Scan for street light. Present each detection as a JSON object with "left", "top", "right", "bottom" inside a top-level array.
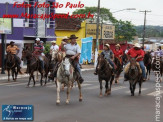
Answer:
[{"left": 112, "top": 8, "right": 136, "bottom": 13}]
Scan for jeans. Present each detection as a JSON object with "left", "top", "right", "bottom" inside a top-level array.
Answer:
[
  {"left": 108, "top": 59, "right": 114, "bottom": 71},
  {"left": 139, "top": 61, "right": 146, "bottom": 79},
  {"left": 76, "top": 63, "right": 82, "bottom": 76},
  {"left": 39, "top": 56, "right": 44, "bottom": 70}
]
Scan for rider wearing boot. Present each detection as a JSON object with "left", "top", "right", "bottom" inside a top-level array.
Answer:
[
  {"left": 124, "top": 43, "right": 146, "bottom": 81},
  {"left": 6, "top": 41, "right": 23, "bottom": 74},
  {"left": 61, "top": 34, "right": 84, "bottom": 84},
  {"left": 33, "top": 38, "right": 44, "bottom": 73},
  {"left": 94, "top": 44, "right": 115, "bottom": 75}
]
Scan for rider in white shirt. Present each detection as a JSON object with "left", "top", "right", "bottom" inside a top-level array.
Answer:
[{"left": 50, "top": 41, "right": 59, "bottom": 53}]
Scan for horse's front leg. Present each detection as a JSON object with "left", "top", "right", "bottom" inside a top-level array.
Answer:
[
  {"left": 99, "top": 79, "right": 103, "bottom": 97},
  {"left": 27, "top": 73, "right": 32, "bottom": 87},
  {"left": 40, "top": 72, "right": 43, "bottom": 86},
  {"left": 56, "top": 79, "right": 61, "bottom": 105},
  {"left": 77, "top": 79, "right": 82, "bottom": 102},
  {"left": 12, "top": 69, "right": 15, "bottom": 81},
  {"left": 104, "top": 81, "right": 108, "bottom": 96},
  {"left": 66, "top": 81, "right": 71, "bottom": 104},
  {"left": 32, "top": 73, "right": 36, "bottom": 87},
  {"left": 139, "top": 81, "right": 142, "bottom": 95},
  {"left": 8, "top": 69, "right": 10, "bottom": 82}
]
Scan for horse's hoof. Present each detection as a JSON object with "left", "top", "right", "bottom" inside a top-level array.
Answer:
[
  {"left": 79, "top": 98, "right": 82, "bottom": 102},
  {"left": 99, "top": 94, "right": 103, "bottom": 97},
  {"left": 104, "top": 93, "right": 107, "bottom": 96},
  {"left": 44, "top": 84, "right": 46, "bottom": 86},
  {"left": 26, "top": 85, "right": 29, "bottom": 88},
  {"left": 66, "top": 100, "right": 70, "bottom": 104}
]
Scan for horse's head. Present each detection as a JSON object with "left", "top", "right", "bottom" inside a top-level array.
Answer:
[
  {"left": 129, "top": 58, "right": 139, "bottom": 80},
  {"left": 97, "top": 54, "right": 107, "bottom": 71},
  {"left": 51, "top": 50, "right": 57, "bottom": 61},
  {"left": 130, "top": 58, "right": 137, "bottom": 70},
  {"left": 6, "top": 52, "right": 13, "bottom": 63},
  {"left": 21, "top": 46, "right": 31, "bottom": 61},
  {"left": 61, "top": 57, "right": 71, "bottom": 77}
]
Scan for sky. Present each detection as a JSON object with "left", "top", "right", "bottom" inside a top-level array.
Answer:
[{"left": 56, "top": 0, "right": 163, "bottom": 26}]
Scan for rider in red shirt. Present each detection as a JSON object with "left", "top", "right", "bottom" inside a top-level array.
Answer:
[
  {"left": 113, "top": 44, "right": 123, "bottom": 64},
  {"left": 125, "top": 43, "right": 146, "bottom": 81}
]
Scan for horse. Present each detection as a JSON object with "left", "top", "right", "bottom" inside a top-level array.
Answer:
[
  {"left": 56, "top": 57, "right": 82, "bottom": 105},
  {"left": 96, "top": 54, "right": 114, "bottom": 97},
  {"left": 151, "top": 56, "right": 163, "bottom": 82},
  {"left": 114, "top": 57, "right": 123, "bottom": 84},
  {"left": 122, "top": 53, "right": 128, "bottom": 66},
  {"left": 5, "top": 52, "right": 19, "bottom": 81},
  {"left": 21, "top": 47, "right": 49, "bottom": 87},
  {"left": 144, "top": 51, "right": 152, "bottom": 80},
  {"left": 128, "top": 58, "right": 143, "bottom": 96}
]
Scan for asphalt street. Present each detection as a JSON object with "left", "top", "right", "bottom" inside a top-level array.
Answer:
[{"left": 0, "top": 70, "right": 162, "bottom": 122}]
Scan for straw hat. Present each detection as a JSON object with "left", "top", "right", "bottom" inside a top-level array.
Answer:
[
  {"left": 134, "top": 43, "right": 141, "bottom": 48},
  {"left": 62, "top": 37, "right": 69, "bottom": 41},
  {"left": 115, "top": 44, "right": 120, "bottom": 47},
  {"left": 104, "top": 44, "right": 110, "bottom": 48},
  {"left": 51, "top": 40, "right": 56, "bottom": 43}
]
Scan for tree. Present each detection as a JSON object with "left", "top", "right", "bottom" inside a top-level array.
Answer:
[
  {"left": 114, "top": 20, "right": 136, "bottom": 42},
  {"left": 44, "top": 43, "right": 51, "bottom": 54},
  {"left": 73, "top": 7, "right": 117, "bottom": 23}
]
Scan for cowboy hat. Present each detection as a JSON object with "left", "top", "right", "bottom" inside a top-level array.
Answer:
[
  {"left": 40, "top": 41, "right": 44, "bottom": 43},
  {"left": 62, "top": 37, "right": 69, "bottom": 40},
  {"left": 51, "top": 40, "right": 56, "bottom": 43},
  {"left": 35, "top": 38, "right": 40, "bottom": 41},
  {"left": 104, "top": 44, "right": 110, "bottom": 48},
  {"left": 134, "top": 43, "right": 141, "bottom": 48},
  {"left": 115, "top": 44, "right": 120, "bottom": 47},
  {"left": 69, "top": 34, "right": 78, "bottom": 39},
  {"left": 10, "top": 41, "right": 15, "bottom": 44}
]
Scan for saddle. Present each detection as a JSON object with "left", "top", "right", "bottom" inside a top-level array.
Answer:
[{"left": 124, "top": 62, "right": 142, "bottom": 74}]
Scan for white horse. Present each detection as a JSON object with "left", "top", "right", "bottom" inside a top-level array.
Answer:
[{"left": 56, "top": 57, "right": 83, "bottom": 105}]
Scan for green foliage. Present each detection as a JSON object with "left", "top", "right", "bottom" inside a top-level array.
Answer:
[
  {"left": 134, "top": 25, "right": 163, "bottom": 37},
  {"left": 44, "top": 43, "right": 51, "bottom": 54},
  {"left": 114, "top": 20, "right": 136, "bottom": 42},
  {"left": 73, "top": 7, "right": 117, "bottom": 23}
]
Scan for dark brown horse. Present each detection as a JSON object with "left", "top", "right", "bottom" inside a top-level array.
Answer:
[
  {"left": 151, "top": 56, "right": 163, "bottom": 82},
  {"left": 96, "top": 54, "right": 114, "bottom": 97},
  {"left": 114, "top": 57, "right": 123, "bottom": 84},
  {"left": 21, "top": 47, "right": 49, "bottom": 87},
  {"left": 6, "top": 52, "right": 18, "bottom": 81},
  {"left": 128, "top": 58, "right": 143, "bottom": 96},
  {"left": 144, "top": 51, "right": 152, "bottom": 80}
]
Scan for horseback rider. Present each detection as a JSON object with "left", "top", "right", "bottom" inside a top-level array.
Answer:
[
  {"left": 94, "top": 44, "right": 115, "bottom": 75},
  {"left": 113, "top": 44, "right": 124, "bottom": 65},
  {"left": 124, "top": 43, "right": 146, "bottom": 81},
  {"left": 61, "top": 34, "right": 84, "bottom": 84},
  {"left": 6, "top": 41, "right": 23, "bottom": 74},
  {"left": 40, "top": 41, "right": 45, "bottom": 56},
  {"left": 50, "top": 40, "right": 59, "bottom": 54},
  {"left": 33, "top": 38, "right": 44, "bottom": 72}
]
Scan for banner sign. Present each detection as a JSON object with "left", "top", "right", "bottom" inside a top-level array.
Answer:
[
  {"left": 80, "top": 37, "right": 93, "bottom": 64},
  {"left": 0, "top": 18, "right": 12, "bottom": 34},
  {"left": 2, "top": 105, "right": 33, "bottom": 121},
  {"left": 86, "top": 23, "right": 115, "bottom": 39}
]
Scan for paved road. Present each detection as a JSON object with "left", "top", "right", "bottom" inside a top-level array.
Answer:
[{"left": 0, "top": 70, "right": 162, "bottom": 122}]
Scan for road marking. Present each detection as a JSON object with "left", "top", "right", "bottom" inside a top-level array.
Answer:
[
  {"left": 125, "top": 88, "right": 147, "bottom": 93},
  {"left": 0, "top": 82, "right": 25, "bottom": 86},
  {"left": 6, "top": 83, "right": 27, "bottom": 86},
  {"left": 147, "top": 90, "right": 163, "bottom": 96}
]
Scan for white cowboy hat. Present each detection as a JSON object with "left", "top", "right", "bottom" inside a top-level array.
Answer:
[
  {"left": 134, "top": 43, "right": 141, "bottom": 48},
  {"left": 51, "top": 40, "right": 56, "bottom": 43},
  {"left": 104, "top": 44, "right": 110, "bottom": 48},
  {"left": 36, "top": 38, "right": 40, "bottom": 41},
  {"left": 115, "top": 44, "right": 120, "bottom": 47}
]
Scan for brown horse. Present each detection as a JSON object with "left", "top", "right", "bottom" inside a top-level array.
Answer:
[
  {"left": 128, "top": 58, "right": 143, "bottom": 96},
  {"left": 5, "top": 52, "right": 18, "bottom": 81},
  {"left": 21, "top": 47, "right": 49, "bottom": 87},
  {"left": 96, "top": 54, "right": 114, "bottom": 97},
  {"left": 114, "top": 57, "right": 123, "bottom": 84},
  {"left": 151, "top": 56, "right": 163, "bottom": 82},
  {"left": 144, "top": 52, "right": 152, "bottom": 80}
]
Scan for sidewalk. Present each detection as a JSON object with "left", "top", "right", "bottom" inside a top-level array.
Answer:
[{"left": 0, "top": 64, "right": 95, "bottom": 78}]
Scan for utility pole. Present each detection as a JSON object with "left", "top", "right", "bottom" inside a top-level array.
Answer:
[
  {"left": 94, "top": 0, "right": 100, "bottom": 67},
  {"left": 140, "top": 10, "right": 151, "bottom": 50}
]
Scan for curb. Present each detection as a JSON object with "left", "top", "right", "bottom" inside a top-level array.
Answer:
[{"left": 0, "top": 68, "right": 95, "bottom": 80}]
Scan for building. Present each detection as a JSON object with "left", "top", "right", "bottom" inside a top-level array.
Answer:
[
  {"left": 0, "top": 0, "right": 55, "bottom": 67},
  {"left": 55, "top": 14, "right": 85, "bottom": 47}
]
